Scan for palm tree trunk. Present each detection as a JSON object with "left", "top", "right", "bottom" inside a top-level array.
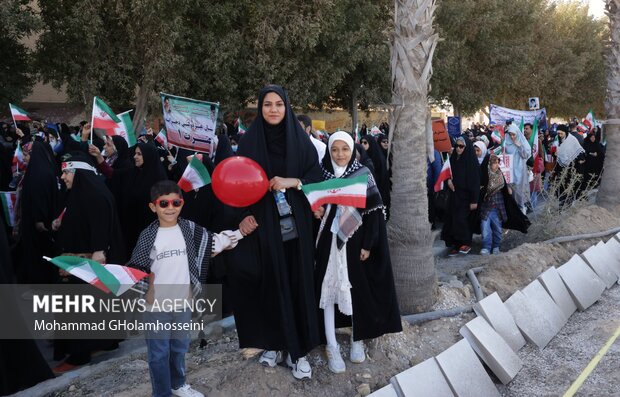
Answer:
[
  {"left": 388, "top": 0, "right": 439, "bottom": 313},
  {"left": 597, "top": 0, "right": 620, "bottom": 209}
]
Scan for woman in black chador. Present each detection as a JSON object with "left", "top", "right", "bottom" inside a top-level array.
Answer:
[
  {"left": 441, "top": 136, "right": 481, "bottom": 256},
  {"left": 52, "top": 152, "right": 124, "bottom": 373},
  {"left": 313, "top": 131, "right": 401, "bottom": 374},
  {"left": 91, "top": 141, "right": 167, "bottom": 259},
  {"left": 18, "top": 141, "right": 61, "bottom": 283},
  {"left": 226, "top": 85, "right": 322, "bottom": 380}
]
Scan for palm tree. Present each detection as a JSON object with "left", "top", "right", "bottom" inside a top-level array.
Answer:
[
  {"left": 597, "top": 0, "right": 620, "bottom": 209},
  {"left": 388, "top": 0, "right": 439, "bottom": 313}
]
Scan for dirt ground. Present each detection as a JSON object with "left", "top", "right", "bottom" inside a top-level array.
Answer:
[{"left": 36, "top": 204, "right": 620, "bottom": 397}]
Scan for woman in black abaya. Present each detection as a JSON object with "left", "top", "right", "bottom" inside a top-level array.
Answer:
[
  {"left": 314, "top": 132, "right": 401, "bottom": 374},
  {"left": 17, "top": 141, "right": 62, "bottom": 283},
  {"left": 52, "top": 152, "right": 124, "bottom": 373},
  {"left": 227, "top": 85, "right": 322, "bottom": 380},
  {"left": 90, "top": 142, "right": 167, "bottom": 259},
  {"left": 441, "top": 136, "right": 480, "bottom": 256},
  {"left": 583, "top": 132, "right": 605, "bottom": 188},
  {"left": 360, "top": 135, "right": 391, "bottom": 219},
  {"left": 0, "top": 212, "right": 54, "bottom": 394}
]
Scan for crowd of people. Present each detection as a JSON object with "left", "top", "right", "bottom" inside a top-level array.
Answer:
[
  {"left": 0, "top": 85, "right": 399, "bottom": 397},
  {"left": 0, "top": 89, "right": 606, "bottom": 396},
  {"left": 433, "top": 118, "right": 605, "bottom": 256}
]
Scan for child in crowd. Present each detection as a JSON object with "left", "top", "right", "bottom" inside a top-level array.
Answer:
[
  {"left": 129, "top": 180, "right": 242, "bottom": 397},
  {"left": 479, "top": 154, "right": 511, "bottom": 255}
]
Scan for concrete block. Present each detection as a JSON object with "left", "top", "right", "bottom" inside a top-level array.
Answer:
[
  {"left": 581, "top": 244, "right": 618, "bottom": 288},
  {"left": 605, "top": 238, "right": 620, "bottom": 283},
  {"left": 522, "top": 279, "right": 568, "bottom": 329},
  {"left": 459, "top": 316, "right": 522, "bottom": 384},
  {"left": 595, "top": 241, "right": 620, "bottom": 279},
  {"left": 504, "top": 290, "right": 558, "bottom": 349},
  {"left": 435, "top": 339, "right": 500, "bottom": 397},
  {"left": 390, "top": 357, "right": 454, "bottom": 397},
  {"left": 557, "top": 254, "right": 606, "bottom": 311},
  {"left": 538, "top": 267, "right": 577, "bottom": 319},
  {"left": 369, "top": 383, "right": 399, "bottom": 397},
  {"left": 473, "top": 292, "right": 526, "bottom": 352}
]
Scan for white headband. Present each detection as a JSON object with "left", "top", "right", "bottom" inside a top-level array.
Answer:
[{"left": 61, "top": 161, "right": 97, "bottom": 173}]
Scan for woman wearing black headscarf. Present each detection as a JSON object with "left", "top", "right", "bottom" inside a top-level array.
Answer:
[
  {"left": 314, "top": 132, "right": 401, "bottom": 374},
  {"left": 583, "top": 132, "right": 605, "bottom": 188},
  {"left": 227, "top": 85, "right": 322, "bottom": 379},
  {"left": 441, "top": 136, "right": 480, "bottom": 256},
  {"left": 90, "top": 142, "right": 167, "bottom": 259},
  {"left": 109, "top": 135, "right": 133, "bottom": 170},
  {"left": 354, "top": 143, "right": 375, "bottom": 175},
  {"left": 360, "top": 135, "right": 391, "bottom": 219},
  {"left": 0, "top": 211, "right": 54, "bottom": 394},
  {"left": 51, "top": 152, "right": 124, "bottom": 373},
  {"left": 17, "top": 141, "right": 62, "bottom": 283}
]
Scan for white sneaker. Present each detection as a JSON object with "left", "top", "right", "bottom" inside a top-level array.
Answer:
[
  {"left": 286, "top": 354, "right": 312, "bottom": 380},
  {"left": 325, "top": 344, "right": 346, "bottom": 373},
  {"left": 480, "top": 248, "right": 490, "bottom": 256},
  {"left": 172, "top": 384, "right": 204, "bottom": 397},
  {"left": 492, "top": 247, "right": 501, "bottom": 255},
  {"left": 349, "top": 337, "right": 366, "bottom": 363},
  {"left": 259, "top": 350, "right": 283, "bottom": 367}
]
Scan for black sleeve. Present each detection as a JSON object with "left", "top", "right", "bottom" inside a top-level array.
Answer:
[{"left": 362, "top": 210, "right": 382, "bottom": 251}]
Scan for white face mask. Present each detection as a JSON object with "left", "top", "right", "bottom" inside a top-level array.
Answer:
[{"left": 231, "top": 145, "right": 238, "bottom": 152}]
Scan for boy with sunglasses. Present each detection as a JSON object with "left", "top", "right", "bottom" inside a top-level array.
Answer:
[{"left": 129, "top": 180, "right": 242, "bottom": 397}]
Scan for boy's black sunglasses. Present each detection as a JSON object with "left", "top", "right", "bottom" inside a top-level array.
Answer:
[{"left": 153, "top": 199, "right": 184, "bottom": 208}]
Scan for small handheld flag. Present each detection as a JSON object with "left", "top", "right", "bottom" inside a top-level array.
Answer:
[{"left": 178, "top": 156, "right": 212, "bottom": 192}]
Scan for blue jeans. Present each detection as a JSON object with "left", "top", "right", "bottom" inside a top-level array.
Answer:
[
  {"left": 481, "top": 208, "right": 502, "bottom": 251},
  {"left": 144, "top": 310, "right": 192, "bottom": 397}
]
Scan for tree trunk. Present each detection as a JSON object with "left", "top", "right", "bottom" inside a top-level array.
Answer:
[
  {"left": 133, "top": 83, "right": 151, "bottom": 135},
  {"left": 388, "top": 0, "right": 439, "bottom": 313},
  {"left": 597, "top": 0, "right": 620, "bottom": 209},
  {"left": 350, "top": 87, "right": 359, "bottom": 135}
]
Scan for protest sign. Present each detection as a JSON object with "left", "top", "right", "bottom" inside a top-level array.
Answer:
[
  {"left": 447, "top": 116, "right": 461, "bottom": 137},
  {"left": 498, "top": 153, "right": 514, "bottom": 184},
  {"left": 489, "top": 104, "right": 547, "bottom": 130},
  {"left": 432, "top": 119, "right": 452, "bottom": 153},
  {"left": 160, "top": 93, "right": 219, "bottom": 155},
  {"left": 312, "top": 120, "right": 326, "bottom": 131}
]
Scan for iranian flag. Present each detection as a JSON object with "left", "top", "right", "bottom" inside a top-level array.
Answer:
[
  {"left": 583, "top": 109, "right": 596, "bottom": 132},
  {"left": 237, "top": 117, "right": 248, "bottom": 134},
  {"left": 1, "top": 191, "right": 17, "bottom": 227},
  {"left": 178, "top": 155, "right": 211, "bottom": 192},
  {"left": 91, "top": 96, "right": 121, "bottom": 138},
  {"left": 491, "top": 125, "right": 504, "bottom": 145},
  {"left": 9, "top": 103, "right": 31, "bottom": 122},
  {"left": 528, "top": 118, "right": 539, "bottom": 159},
  {"left": 11, "top": 141, "right": 25, "bottom": 174},
  {"left": 542, "top": 143, "right": 553, "bottom": 163},
  {"left": 113, "top": 110, "right": 137, "bottom": 146},
  {"left": 302, "top": 173, "right": 368, "bottom": 212},
  {"left": 44, "top": 256, "right": 148, "bottom": 296},
  {"left": 155, "top": 128, "right": 168, "bottom": 148},
  {"left": 434, "top": 156, "right": 452, "bottom": 193},
  {"left": 551, "top": 134, "right": 560, "bottom": 153}
]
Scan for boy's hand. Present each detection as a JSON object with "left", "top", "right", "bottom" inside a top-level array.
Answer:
[
  {"left": 92, "top": 250, "right": 106, "bottom": 264},
  {"left": 239, "top": 215, "right": 258, "bottom": 236}
]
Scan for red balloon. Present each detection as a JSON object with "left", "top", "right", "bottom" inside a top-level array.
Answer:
[{"left": 212, "top": 156, "right": 269, "bottom": 207}]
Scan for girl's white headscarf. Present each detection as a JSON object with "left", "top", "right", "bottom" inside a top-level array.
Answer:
[
  {"left": 328, "top": 131, "right": 354, "bottom": 178},
  {"left": 473, "top": 141, "right": 488, "bottom": 165}
]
